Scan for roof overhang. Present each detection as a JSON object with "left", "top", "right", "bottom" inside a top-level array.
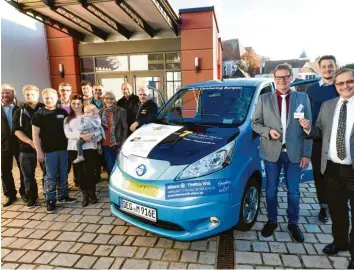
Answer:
[{"left": 6, "top": 0, "right": 181, "bottom": 42}]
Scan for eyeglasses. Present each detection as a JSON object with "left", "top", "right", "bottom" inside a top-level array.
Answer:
[
  {"left": 275, "top": 75, "right": 291, "bottom": 81},
  {"left": 104, "top": 97, "right": 114, "bottom": 100},
  {"left": 335, "top": 80, "right": 354, "bottom": 87}
]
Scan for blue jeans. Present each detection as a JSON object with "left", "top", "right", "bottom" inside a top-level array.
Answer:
[
  {"left": 264, "top": 152, "right": 302, "bottom": 224},
  {"left": 44, "top": 150, "right": 68, "bottom": 202},
  {"left": 19, "top": 152, "right": 45, "bottom": 200},
  {"left": 102, "top": 145, "right": 120, "bottom": 175}
]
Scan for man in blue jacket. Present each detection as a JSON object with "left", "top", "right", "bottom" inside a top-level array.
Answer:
[{"left": 306, "top": 55, "right": 339, "bottom": 223}]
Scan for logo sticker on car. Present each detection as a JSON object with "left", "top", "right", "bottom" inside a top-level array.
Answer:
[
  {"left": 165, "top": 179, "right": 231, "bottom": 200},
  {"left": 136, "top": 164, "right": 147, "bottom": 176}
]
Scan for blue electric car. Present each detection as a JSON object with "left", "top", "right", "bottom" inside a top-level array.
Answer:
[{"left": 109, "top": 78, "right": 316, "bottom": 241}]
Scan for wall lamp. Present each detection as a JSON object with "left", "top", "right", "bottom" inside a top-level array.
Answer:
[
  {"left": 59, "top": 64, "right": 65, "bottom": 78},
  {"left": 195, "top": 57, "right": 200, "bottom": 72}
]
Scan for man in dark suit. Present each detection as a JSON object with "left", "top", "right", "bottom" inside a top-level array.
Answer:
[
  {"left": 300, "top": 68, "right": 354, "bottom": 268},
  {"left": 1, "top": 83, "right": 26, "bottom": 207}
]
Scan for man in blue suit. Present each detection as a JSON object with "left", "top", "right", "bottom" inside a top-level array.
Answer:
[{"left": 252, "top": 63, "right": 312, "bottom": 242}]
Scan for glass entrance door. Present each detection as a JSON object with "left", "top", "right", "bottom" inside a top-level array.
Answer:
[
  {"left": 97, "top": 75, "right": 127, "bottom": 101},
  {"left": 132, "top": 72, "right": 165, "bottom": 108},
  {"left": 97, "top": 72, "right": 165, "bottom": 107}
]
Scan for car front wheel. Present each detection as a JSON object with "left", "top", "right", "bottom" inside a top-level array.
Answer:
[{"left": 235, "top": 177, "right": 261, "bottom": 231}]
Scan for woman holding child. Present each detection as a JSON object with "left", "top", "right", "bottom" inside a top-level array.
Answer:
[
  {"left": 64, "top": 95, "right": 99, "bottom": 207},
  {"left": 99, "top": 91, "right": 128, "bottom": 175}
]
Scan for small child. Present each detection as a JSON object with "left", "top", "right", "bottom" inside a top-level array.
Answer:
[{"left": 73, "top": 104, "right": 103, "bottom": 163}]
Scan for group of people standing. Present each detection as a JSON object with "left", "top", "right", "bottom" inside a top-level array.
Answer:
[
  {"left": 1, "top": 81, "right": 158, "bottom": 214},
  {"left": 2, "top": 55, "right": 353, "bottom": 267},
  {"left": 253, "top": 56, "right": 354, "bottom": 268}
]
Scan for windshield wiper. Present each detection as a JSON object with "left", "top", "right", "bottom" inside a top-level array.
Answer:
[
  {"left": 153, "top": 118, "right": 170, "bottom": 125},
  {"left": 169, "top": 120, "right": 214, "bottom": 128}
]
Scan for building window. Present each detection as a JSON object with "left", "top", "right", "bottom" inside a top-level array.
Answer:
[
  {"left": 148, "top": 54, "right": 164, "bottom": 70},
  {"left": 130, "top": 53, "right": 164, "bottom": 71},
  {"left": 81, "top": 57, "right": 94, "bottom": 73},
  {"left": 166, "top": 71, "right": 181, "bottom": 99},
  {"left": 95, "top": 56, "right": 128, "bottom": 72},
  {"left": 166, "top": 52, "right": 180, "bottom": 70},
  {"left": 81, "top": 73, "right": 95, "bottom": 84}
]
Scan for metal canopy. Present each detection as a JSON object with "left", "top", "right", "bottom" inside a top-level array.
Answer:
[
  {"left": 41, "top": 0, "right": 110, "bottom": 40},
  {"left": 151, "top": 0, "right": 178, "bottom": 36},
  {"left": 79, "top": 0, "right": 133, "bottom": 39},
  {"left": 7, "top": 0, "right": 181, "bottom": 42},
  {"left": 114, "top": 0, "right": 155, "bottom": 38},
  {"left": 6, "top": 0, "right": 86, "bottom": 41}
]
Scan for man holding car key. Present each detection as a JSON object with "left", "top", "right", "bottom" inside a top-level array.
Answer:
[{"left": 252, "top": 63, "right": 312, "bottom": 243}]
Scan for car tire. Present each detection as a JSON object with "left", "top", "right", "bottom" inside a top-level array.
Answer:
[{"left": 235, "top": 177, "right": 261, "bottom": 231}]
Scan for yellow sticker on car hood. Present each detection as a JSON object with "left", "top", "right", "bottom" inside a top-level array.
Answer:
[{"left": 122, "top": 179, "right": 159, "bottom": 198}]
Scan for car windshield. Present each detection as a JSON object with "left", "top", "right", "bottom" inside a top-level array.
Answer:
[{"left": 157, "top": 86, "right": 256, "bottom": 126}]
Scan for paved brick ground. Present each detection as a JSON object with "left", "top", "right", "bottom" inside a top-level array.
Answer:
[
  {"left": 234, "top": 182, "right": 351, "bottom": 269},
  {"left": 1, "top": 164, "right": 218, "bottom": 269},
  {"left": 2, "top": 164, "right": 350, "bottom": 269}
]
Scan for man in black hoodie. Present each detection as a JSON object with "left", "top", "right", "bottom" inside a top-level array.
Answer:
[
  {"left": 13, "top": 85, "right": 44, "bottom": 208},
  {"left": 130, "top": 86, "right": 158, "bottom": 132}
]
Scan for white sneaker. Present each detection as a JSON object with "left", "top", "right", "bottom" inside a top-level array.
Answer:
[{"left": 73, "top": 155, "right": 85, "bottom": 163}]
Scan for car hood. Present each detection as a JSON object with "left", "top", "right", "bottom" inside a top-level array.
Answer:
[{"left": 121, "top": 123, "right": 240, "bottom": 166}]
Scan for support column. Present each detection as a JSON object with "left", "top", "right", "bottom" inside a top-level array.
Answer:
[
  {"left": 180, "top": 7, "right": 220, "bottom": 86},
  {"left": 46, "top": 26, "right": 81, "bottom": 94}
]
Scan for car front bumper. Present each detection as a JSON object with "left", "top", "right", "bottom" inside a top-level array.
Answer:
[{"left": 109, "top": 166, "right": 240, "bottom": 241}]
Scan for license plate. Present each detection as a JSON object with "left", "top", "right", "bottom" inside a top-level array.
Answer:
[
  {"left": 122, "top": 179, "right": 159, "bottom": 198},
  {"left": 120, "top": 199, "right": 157, "bottom": 222}
]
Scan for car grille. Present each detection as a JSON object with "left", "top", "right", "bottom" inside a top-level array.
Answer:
[{"left": 114, "top": 204, "right": 185, "bottom": 232}]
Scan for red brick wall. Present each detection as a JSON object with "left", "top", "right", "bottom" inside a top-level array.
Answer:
[
  {"left": 180, "top": 10, "right": 220, "bottom": 86},
  {"left": 46, "top": 26, "right": 81, "bottom": 94}
]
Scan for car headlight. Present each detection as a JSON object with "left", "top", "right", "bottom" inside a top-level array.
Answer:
[
  {"left": 176, "top": 141, "right": 235, "bottom": 180},
  {"left": 117, "top": 150, "right": 124, "bottom": 165}
]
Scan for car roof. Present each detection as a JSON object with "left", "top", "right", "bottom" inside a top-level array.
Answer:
[
  {"left": 182, "top": 78, "right": 273, "bottom": 89},
  {"left": 290, "top": 77, "right": 320, "bottom": 86}
]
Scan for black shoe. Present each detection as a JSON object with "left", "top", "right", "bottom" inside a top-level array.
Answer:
[
  {"left": 26, "top": 198, "right": 36, "bottom": 209},
  {"left": 348, "top": 258, "right": 354, "bottom": 269},
  {"left": 261, "top": 220, "right": 278, "bottom": 237},
  {"left": 82, "top": 195, "right": 89, "bottom": 207},
  {"left": 57, "top": 196, "right": 77, "bottom": 204},
  {"left": 3, "top": 197, "right": 17, "bottom": 207},
  {"left": 288, "top": 224, "right": 304, "bottom": 243},
  {"left": 21, "top": 194, "right": 28, "bottom": 203},
  {"left": 323, "top": 242, "right": 349, "bottom": 255},
  {"left": 89, "top": 195, "right": 98, "bottom": 204},
  {"left": 319, "top": 208, "right": 329, "bottom": 223},
  {"left": 46, "top": 200, "right": 56, "bottom": 214}
]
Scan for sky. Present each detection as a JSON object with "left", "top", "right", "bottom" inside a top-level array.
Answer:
[{"left": 169, "top": 0, "right": 354, "bottom": 65}]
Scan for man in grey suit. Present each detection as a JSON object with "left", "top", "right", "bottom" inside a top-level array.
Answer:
[
  {"left": 252, "top": 63, "right": 312, "bottom": 242},
  {"left": 300, "top": 68, "right": 354, "bottom": 268}
]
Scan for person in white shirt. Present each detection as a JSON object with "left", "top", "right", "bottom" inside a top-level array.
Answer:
[
  {"left": 64, "top": 95, "right": 100, "bottom": 207},
  {"left": 300, "top": 68, "right": 354, "bottom": 268}
]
